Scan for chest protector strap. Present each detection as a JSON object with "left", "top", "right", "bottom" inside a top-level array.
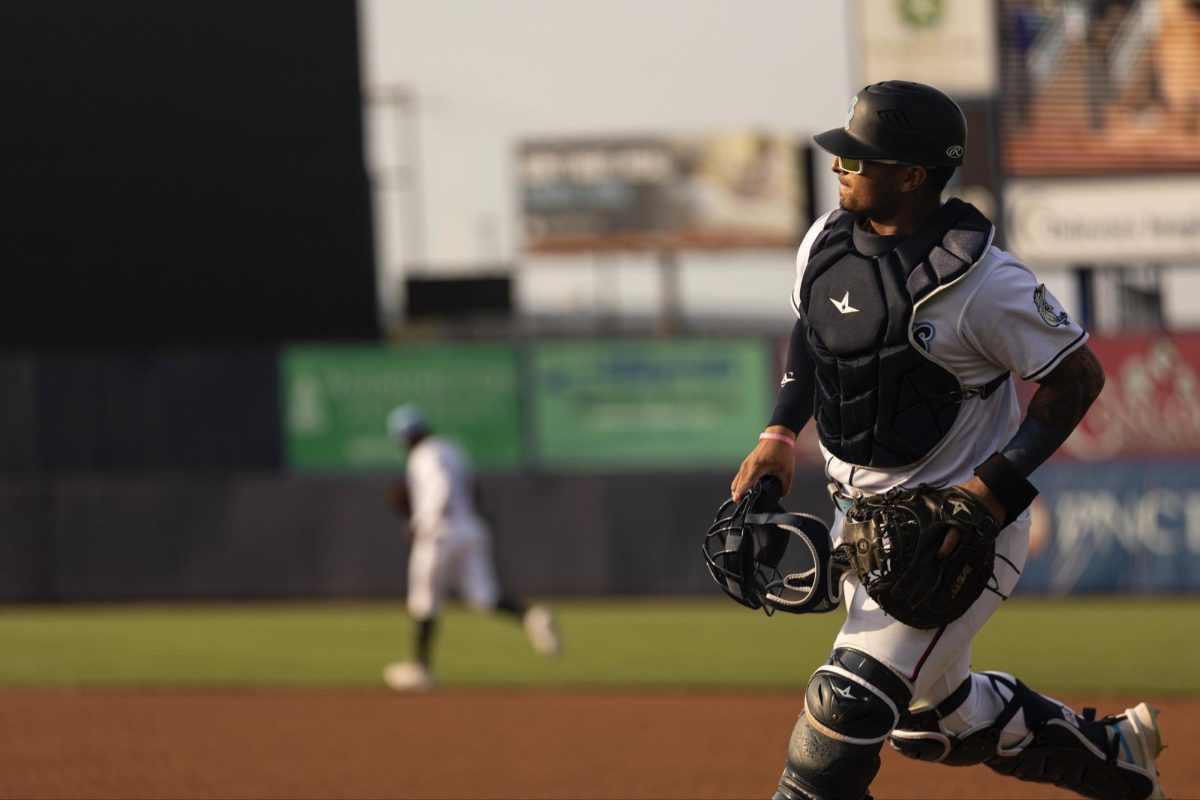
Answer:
[{"left": 800, "top": 199, "right": 999, "bottom": 468}]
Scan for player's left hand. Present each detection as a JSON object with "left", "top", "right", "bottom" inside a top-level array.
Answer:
[
  {"left": 730, "top": 426, "right": 797, "bottom": 501},
  {"left": 938, "top": 477, "right": 1007, "bottom": 558}
]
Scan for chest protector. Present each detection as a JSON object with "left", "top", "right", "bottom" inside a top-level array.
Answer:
[{"left": 800, "top": 198, "right": 999, "bottom": 468}]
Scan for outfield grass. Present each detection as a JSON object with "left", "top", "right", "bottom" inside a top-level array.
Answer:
[{"left": 0, "top": 597, "right": 1195, "bottom": 693}]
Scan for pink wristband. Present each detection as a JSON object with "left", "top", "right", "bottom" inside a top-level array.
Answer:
[{"left": 758, "top": 431, "right": 796, "bottom": 446}]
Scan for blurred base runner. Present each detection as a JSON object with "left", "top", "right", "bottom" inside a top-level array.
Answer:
[{"left": 382, "top": 404, "right": 561, "bottom": 692}]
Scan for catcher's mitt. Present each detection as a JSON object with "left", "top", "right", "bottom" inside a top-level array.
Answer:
[{"left": 839, "top": 485, "right": 1001, "bottom": 629}]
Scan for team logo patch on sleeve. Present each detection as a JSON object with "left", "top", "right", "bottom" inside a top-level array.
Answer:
[{"left": 1033, "top": 284, "right": 1069, "bottom": 327}]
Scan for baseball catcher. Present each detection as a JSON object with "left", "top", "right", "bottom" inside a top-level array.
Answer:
[
  {"left": 716, "top": 80, "right": 1163, "bottom": 800},
  {"left": 839, "top": 484, "right": 1001, "bottom": 629}
]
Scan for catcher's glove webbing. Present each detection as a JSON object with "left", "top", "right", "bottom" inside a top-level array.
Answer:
[
  {"left": 839, "top": 485, "right": 1002, "bottom": 629},
  {"left": 703, "top": 477, "right": 850, "bottom": 616}
]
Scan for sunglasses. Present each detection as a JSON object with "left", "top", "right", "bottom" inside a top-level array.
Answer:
[{"left": 835, "top": 155, "right": 915, "bottom": 174}]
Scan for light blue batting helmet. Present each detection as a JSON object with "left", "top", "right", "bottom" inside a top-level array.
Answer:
[{"left": 387, "top": 404, "right": 429, "bottom": 441}]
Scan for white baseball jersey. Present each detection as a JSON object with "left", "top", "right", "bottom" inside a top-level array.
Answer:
[
  {"left": 404, "top": 435, "right": 500, "bottom": 619},
  {"left": 406, "top": 435, "right": 488, "bottom": 540},
  {"left": 787, "top": 208, "right": 1085, "bottom": 699},
  {"left": 792, "top": 209, "right": 1088, "bottom": 496}
]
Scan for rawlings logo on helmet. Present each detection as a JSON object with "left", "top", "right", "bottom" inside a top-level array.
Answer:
[
  {"left": 844, "top": 96, "right": 859, "bottom": 130},
  {"left": 946, "top": 145, "right": 964, "bottom": 158}
]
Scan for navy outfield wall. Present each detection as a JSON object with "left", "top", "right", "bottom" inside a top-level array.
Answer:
[
  {"left": 0, "top": 471, "right": 832, "bottom": 601},
  {"left": 3, "top": 463, "right": 1200, "bottom": 600},
  {"left": 0, "top": 352, "right": 280, "bottom": 472}
]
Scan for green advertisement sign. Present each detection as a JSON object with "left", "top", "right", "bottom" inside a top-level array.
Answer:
[
  {"left": 531, "top": 339, "right": 771, "bottom": 468},
  {"left": 282, "top": 344, "right": 521, "bottom": 471}
]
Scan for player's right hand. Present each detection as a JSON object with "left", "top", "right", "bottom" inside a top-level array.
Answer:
[{"left": 730, "top": 427, "right": 797, "bottom": 501}]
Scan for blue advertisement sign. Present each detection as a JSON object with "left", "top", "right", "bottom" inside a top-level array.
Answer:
[{"left": 1019, "top": 462, "right": 1200, "bottom": 594}]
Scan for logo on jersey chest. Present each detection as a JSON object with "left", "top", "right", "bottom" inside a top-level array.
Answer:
[
  {"left": 1034, "top": 284, "right": 1069, "bottom": 327},
  {"left": 913, "top": 322, "right": 936, "bottom": 352},
  {"left": 808, "top": 264, "right": 892, "bottom": 355}
]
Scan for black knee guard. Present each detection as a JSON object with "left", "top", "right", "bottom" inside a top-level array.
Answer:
[
  {"left": 889, "top": 673, "right": 1157, "bottom": 799},
  {"left": 776, "top": 648, "right": 911, "bottom": 800}
]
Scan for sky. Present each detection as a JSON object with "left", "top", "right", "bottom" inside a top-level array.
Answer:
[{"left": 358, "top": 0, "right": 858, "bottom": 321}]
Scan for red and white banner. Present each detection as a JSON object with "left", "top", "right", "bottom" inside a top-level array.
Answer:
[
  {"left": 778, "top": 332, "right": 1200, "bottom": 465},
  {"left": 1062, "top": 334, "right": 1200, "bottom": 461}
]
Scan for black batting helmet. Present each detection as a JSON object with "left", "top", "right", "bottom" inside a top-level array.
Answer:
[{"left": 814, "top": 81, "right": 966, "bottom": 167}]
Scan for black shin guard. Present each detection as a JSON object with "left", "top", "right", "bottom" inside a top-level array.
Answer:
[
  {"left": 890, "top": 673, "right": 1157, "bottom": 799},
  {"left": 982, "top": 680, "right": 1154, "bottom": 800},
  {"left": 775, "top": 711, "right": 881, "bottom": 800},
  {"left": 775, "top": 649, "right": 912, "bottom": 800}
]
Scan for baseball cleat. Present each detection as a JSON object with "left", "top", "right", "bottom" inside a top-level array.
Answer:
[
  {"left": 1113, "top": 703, "right": 1165, "bottom": 799},
  {"left": 382, "top": 660, "right": 434, "bottom": 692},
  {"left": 523, "top": 604, "right": 562, "bottom": 657}
]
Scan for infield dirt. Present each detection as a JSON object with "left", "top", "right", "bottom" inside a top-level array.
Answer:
[{"left": 0, "top": 689, "right": 1192, "bottom": 799}]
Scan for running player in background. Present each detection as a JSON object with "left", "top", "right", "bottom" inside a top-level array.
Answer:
[{"left": 382, "top": 404, "right": 561, "bottom": 692}]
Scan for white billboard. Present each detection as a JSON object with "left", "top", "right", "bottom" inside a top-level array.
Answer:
[
  {"left": 518, "top": 132, "right": 808, "bottom": 253},
  {"left": 1005, "top": 177, "right": 1200, "bottom": 266},
  {"left": 856, "top": 0, "right": 998, "bottom": 96}
]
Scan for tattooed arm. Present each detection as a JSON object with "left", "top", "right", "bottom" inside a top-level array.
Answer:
[
  {"left": 999, "top": 345, "right": 1106, "bottom": 476},
  {"left": 960, "top": 345, "right": 1105, "bottom": 527}
]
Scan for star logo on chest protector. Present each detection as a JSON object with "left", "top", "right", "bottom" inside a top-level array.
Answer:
[{"left": 830, "top": 291, "right": 859, "bottom": 315}]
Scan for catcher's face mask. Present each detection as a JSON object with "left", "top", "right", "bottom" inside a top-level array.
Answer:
[{"left": 702, "top": 478, "right": 850, "bottom": 616}]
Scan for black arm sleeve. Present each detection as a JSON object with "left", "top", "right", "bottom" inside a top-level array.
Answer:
[{"left": 767, "top": 317, "right": 815, "bottom": 434}]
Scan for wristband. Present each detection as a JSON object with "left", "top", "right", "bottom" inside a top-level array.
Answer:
[
  {"left": 972, "top": 452, "right": 1038, "bottom": 524},
  {"left": 759, "top": 431, "right": 796, "bottom": 447}
]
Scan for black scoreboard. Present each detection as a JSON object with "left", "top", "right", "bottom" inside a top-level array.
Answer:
[{"left": 0, "top": 0, "right": 378, "bottom": 347}]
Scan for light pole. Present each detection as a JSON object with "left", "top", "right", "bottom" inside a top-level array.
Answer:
[{"left": 366, "top": 84, "right": 426, "bottom": 322}]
